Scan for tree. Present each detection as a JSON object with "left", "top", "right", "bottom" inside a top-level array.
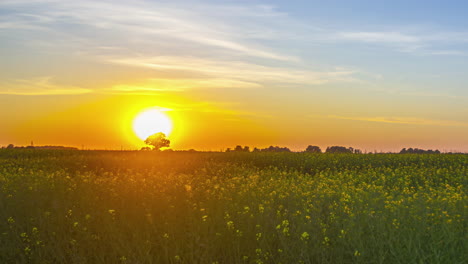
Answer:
[
  {"left": 144, "top": 132, "right": 170, "bottom": 151},
  {"left": 305, "top": 145, "right": 321, "bottom": 153},
  {"left": 400, "top": 147, "right": 440, "bottom": 154},
  {"left": 234, "top": 145, "right": 244, "bottom": 152},
  {"left": 325, "top": 146, "right": 353, "bottom": 154}
]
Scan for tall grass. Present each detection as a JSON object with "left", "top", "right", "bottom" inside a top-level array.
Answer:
[{"left": 0, "top": 150, "right": 466, "bottom": 263}]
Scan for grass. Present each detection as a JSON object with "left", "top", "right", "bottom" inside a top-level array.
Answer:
[{"left": 0, "top": 150, "right": 466, "bottom": 263}]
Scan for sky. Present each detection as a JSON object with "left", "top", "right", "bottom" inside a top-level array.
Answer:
[{"left": 1, "top": 0, "right": 467, "bottom": 152}]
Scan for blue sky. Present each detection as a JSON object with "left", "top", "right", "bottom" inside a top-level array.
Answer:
[{"left": 0, "top": 0, "right": 467, "bottom": 151}]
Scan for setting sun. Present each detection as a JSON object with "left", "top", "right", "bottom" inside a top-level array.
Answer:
[{"left": 133, "top": 109, "right": 172, "bottom": 140}]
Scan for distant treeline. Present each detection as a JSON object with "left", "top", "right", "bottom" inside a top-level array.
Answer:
[
  {"left": 226, "top": 145, "right": 445, "bottom": 154},
  {"left": 2, "top": 144, "right": 455, "bottom": 154},
  {"left": 226, "top": 145, "right": 361, "bottom": 153},
  {"left": 399, "top": 148, "right": 440, "bottom": 154},
  {"left": 2, "top": 144, "right": 78, "bottom": 150}
]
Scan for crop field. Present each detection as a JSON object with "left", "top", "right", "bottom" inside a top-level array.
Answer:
[{"left": 0, "top": 150, "right": 466, "bottom": 263}]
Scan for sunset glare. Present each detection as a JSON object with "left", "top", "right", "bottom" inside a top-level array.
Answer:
[{"left": 133, "top": 109, "right": 172, "bottom": 140}]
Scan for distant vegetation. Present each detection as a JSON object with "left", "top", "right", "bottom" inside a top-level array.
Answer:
[
  {"left": 400, "top": 147, "right": 441, "bottom": 154},
  {"left": 226, "top": 145, "right": 446, "bottom": 154},
  {"left": 143, "top": 132, "right": 170, "bottom": 151},
  {"left": 1, "top": 142, "right": 453, "bottom": 154},
  {"left": 3, "top": 144, "right": 78, "bottom": 150},
  {"left": 0, "top": 149, "right": 465, "bottom": 263}
]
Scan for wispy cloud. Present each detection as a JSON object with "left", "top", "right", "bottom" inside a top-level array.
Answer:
[
  {"left": 2, "top": 0, "right": 467, "bottom": 99},
  {"left": 328, "top": 115, "right": 468, "bottom": 127},
  {"left": 0, "top": 0, "right": 297, "bottom": 62},
  {"left": 0, "top": 77, "right": 92, "bottom": 95},
  {"left": 337, "top": 31, "right": 420, "bottom": 43},
  {"left": 110, "top": 56, "right": 357, "bottom": 90},
  {"left": 111, "top": 78, "right": 262, "bottom": 93},
  {"left": 334, "top": 29, "right": 468, "bottom": 55}
]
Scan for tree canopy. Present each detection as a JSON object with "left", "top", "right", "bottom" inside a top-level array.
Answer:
[{"left": 144, "top": 132, "right": 170, "bottom": 151}]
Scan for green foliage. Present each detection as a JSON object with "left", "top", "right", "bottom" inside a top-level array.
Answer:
[{"left": 0, "top": 150, "right": 466, "bottom": 263}]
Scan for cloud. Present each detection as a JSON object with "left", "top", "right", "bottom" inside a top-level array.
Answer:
[
  {"left": 111, "top": 78, "right": 262, "bottom": 93},
  {"left": 328, "top": 115, "right": 468, "bottom": 127},
  {"left": 0, "top": 0, "right": 297, "bottom": 62},
  {"left": 110, "top": 56, "right": 358, "bottom": 88},
  {"left": 0, "top": 77, "right": 92, "bottom": 95},
  {"left": 334, "top": 29, "right": 468, "bottom": 55},
  {"left": 336, "top": 31, "right": 420, "bottom": 43}
]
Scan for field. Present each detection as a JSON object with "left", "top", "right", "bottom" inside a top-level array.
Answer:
[{"left": 0, "top": 150, "right": 466, "bottom": 263}]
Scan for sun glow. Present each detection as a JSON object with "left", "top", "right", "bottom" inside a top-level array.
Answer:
[{"left": 133, "top": 109, "right": 172, "bottom": 140}]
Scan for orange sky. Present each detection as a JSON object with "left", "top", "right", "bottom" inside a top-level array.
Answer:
[{"left": 2, "top": 93, "right": 467, "bottom": 152}]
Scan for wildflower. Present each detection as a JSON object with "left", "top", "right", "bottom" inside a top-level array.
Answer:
[
  {"left": 202, "top": 215, "right": 208, "bottom": 222},
  {"left": 7, "top": 217, "right": 15, "bottom": 224},
  {"left": 174, "top": 255, "right": 181, "bottom": 261},
  {"left": 227, "top": 221, "right": 235, "bottom": 230},
  {"left": 301, "top": 232, "right": 310, "bottom": 241},
  {"left": 258, "top": 204, "right": 265, "bottom": 213},
  {"left": 24, "top": 246, "right": 31, "bottom": 255}
]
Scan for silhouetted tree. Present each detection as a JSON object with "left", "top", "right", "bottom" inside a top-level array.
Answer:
[
  {"left": 325, "top": 146, "right": 353, "bottom": 154},
  {"left": 144, "top": 132, "right": 170, "bottom": 151},
  {"left": 400, "top": 148, "right": 440, "bottom": 154},
  {"left": 354, "top": 149, "right": 362, "bottom": 154},
  {"left": 305, "top": 145, "right": 321, "bottom": 153},
  {"left": 259, "top": 146, "right": 291, "bottom": 152},
  {"left": 231, "top": 145, "right": 250, "bottom": 152},
  {"left": 6, "top": 144, "right": 14, "bottom": 149},
  {"left": 234, "top": 145, "right": 244, "bottom": 152}
]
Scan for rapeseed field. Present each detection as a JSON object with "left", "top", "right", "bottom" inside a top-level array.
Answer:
[{"left": 0, "top": 150, "right": 466, "bottom": 263}]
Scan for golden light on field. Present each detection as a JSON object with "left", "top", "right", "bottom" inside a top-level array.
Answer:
[{"left": 133, "top": 108, "right": 172, "bottom": 140}]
